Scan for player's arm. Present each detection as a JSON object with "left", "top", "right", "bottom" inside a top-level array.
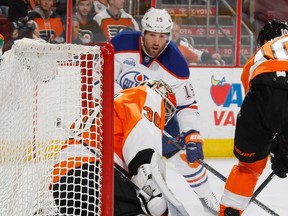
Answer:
[
  {"left": 177, "top": 102, "right": 203, "bottom": 162},
  {"left": 172, "top": 77, "right": 204, "bottom": 164}
]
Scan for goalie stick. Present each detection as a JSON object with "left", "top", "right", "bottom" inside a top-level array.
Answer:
[
  {"left": 163, "top": 130, "right": 280, "bottom": 216},
  {"left": 56, "top": 118, "right": 189, "bottom": 216}
]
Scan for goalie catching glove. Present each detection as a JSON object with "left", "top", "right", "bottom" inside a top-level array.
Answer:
[
  {"left": 131, "top": 163, "right": 167, "bottom": 216},
  {"left": 131, "top": 153, "right": 167, "bottom": 216},
  {"left": 131, "top": 151, "right": 189, "bottom": 216},
  {"left": 180, "top": 130, "right": 204, "bottom": 163}
]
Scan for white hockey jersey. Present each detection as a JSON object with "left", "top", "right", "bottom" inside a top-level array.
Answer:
[{"left": 111, "top": 31, "right": 200, "bottom": 134}]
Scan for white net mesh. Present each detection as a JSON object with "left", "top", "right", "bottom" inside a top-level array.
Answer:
[{"left": 0, "top": 38, "right": 107, "bottom": 215}]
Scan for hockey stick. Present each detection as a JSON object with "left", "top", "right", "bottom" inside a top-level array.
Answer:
[
  {"left": 163, "top": 130, "right": 280, "bottom": 216},
  {"left": 251, "top": 171, "right": 276, "bottom": 200}
]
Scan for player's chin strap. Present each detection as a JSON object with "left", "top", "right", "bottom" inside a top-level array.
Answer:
[
  {"left": 150, "top": 153, "right": 189, "bottom": 216},
  {"left": 163, "top": 130, "right": 280, "bottom": 216}
]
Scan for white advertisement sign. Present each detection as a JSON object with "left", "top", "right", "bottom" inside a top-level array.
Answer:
[{"left": 190, "top": 67, "right": 244, "bottom": 139}]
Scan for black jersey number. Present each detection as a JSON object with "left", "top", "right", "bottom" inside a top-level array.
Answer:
[{"left": 184, "top": 82, "right": 195, "bottom": 99}]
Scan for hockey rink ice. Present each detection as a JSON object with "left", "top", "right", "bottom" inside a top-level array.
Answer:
[{"left": 167, "top": 157, "right": 288, "bottom": 216}]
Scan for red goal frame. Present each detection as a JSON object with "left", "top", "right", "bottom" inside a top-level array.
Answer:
[
  {"left": 98, "top": 43, "right": 114, "bottom": 215},
  {"left": 80, "top": 42, "right": 114, "bottom": 215}
]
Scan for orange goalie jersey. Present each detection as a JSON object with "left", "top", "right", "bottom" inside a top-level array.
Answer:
[
  {"left": 113, "top": 85, "right": 165, "bottom": 169},
  {"left": 52, "top": 85, "right": 166, "bottom": 183}
]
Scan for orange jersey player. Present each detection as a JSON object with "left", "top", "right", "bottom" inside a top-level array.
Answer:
[
  {"left": 52, "top": 80, "right": 178, "bottom": 215},
  {"left": 93, "top": 0, "right": 139, "bottom": 41},
  {"left": 219, "top": 20, "right": 288, "bottom": 216},
  {"left": 242, "top": 33, "right": 288, "bottom": 93}
]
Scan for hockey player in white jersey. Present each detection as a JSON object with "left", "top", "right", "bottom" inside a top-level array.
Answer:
[{"left": 110, "top": 7, "right": 219, "bottom": 215}]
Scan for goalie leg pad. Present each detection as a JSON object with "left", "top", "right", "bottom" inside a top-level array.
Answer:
[{"left": 150, "top": 152, "right": 189, "bottom": 216}]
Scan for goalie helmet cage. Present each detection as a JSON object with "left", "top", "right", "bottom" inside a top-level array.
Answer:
[{"left": 0, "top": 39, "right": 114, "bottom": 215}]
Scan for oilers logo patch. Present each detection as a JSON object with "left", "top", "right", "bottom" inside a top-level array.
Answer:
[{"left": 119, "top": 71, "right": 149, "bottom": 89}]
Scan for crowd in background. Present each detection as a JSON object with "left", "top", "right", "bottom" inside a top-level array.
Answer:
[
  {"left": 0, "top": 0, "right": 143, "bottom": 52},
  {"left": 0, "top": 0, "right": 288, "bottom": 65}
]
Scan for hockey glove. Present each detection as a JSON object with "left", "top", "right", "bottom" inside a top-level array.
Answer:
[
  {"left": 180, "top": 130, "right": 204, "bottom": 163},
  {"left": 131, "top": 164, "right": 167, "bottom": 216},
  {"left": 270, "top": 134, "right": 288, "bottom": 178}
]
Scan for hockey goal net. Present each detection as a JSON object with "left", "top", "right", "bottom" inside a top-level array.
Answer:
[{"left": 0, "top": 38, "right": 114, "bottom": 215}]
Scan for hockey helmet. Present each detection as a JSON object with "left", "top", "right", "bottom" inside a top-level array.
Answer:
[
  {"left": 257, "top": 20, "right": 288, "bottom": 47},
  {"left": 139, "top": 79, "right": 176, "bottom": 124},
  {"left": 141, "top": 8, "right": 173, "bottom": 36}
]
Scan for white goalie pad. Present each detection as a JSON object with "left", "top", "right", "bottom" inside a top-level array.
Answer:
[{"left": 150, "top": 153, "right": 189, "bottom": 216}]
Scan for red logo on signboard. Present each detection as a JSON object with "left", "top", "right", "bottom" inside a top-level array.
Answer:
[{"left": 210, "top": 75, "right": 231, "bottom": 106}]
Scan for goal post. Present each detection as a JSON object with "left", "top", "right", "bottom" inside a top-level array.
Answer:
[
  {"left": 0, "top": 39, "right": 114, "bottom": 215},
  {"left": 100, "top": 42, "right": 114, "bottom": 216}
]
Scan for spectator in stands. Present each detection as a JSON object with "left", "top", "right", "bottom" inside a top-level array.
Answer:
[
  {"left": 8, "top": 0, "right": 38, "bottom": 22},
  {"left": 71, "top": 16, "right": 90, "bottom": 44},
  {"left": 93, "top": 0, "right": 140, "bottom": 41},
  {"left": 74, "top": 0, "right": 106, "bottom": 43},
  {"left": 28, "top": 0, "right": 64, "bottom": 43},
  {"left": 93, "top": 0, "right": 108, "bottom": 15},
  {"left": 172, "top": 21, "right": 223, "bottom": 65}
]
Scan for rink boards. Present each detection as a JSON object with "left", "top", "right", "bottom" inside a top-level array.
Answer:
[
  {"left": 189, "top": 67, "right": 244, "bottom": 157},
  {"left": 0, "top": 65, "right": 244, "bottom": 158}
]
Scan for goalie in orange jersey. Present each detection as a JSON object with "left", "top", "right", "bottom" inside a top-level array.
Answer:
[
  {"left": 219, "top": 20, "right": 288, "bottom": 216},
  {"left": 51, "top": 80, "right": 191, "bottom": 216}
]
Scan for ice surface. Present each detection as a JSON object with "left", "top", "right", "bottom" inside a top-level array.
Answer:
[{"left": 167, "top": 158, "right": 288, "bottom": 216}]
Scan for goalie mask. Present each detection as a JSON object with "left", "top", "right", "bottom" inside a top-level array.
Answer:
[
  {"left": 257, "top": 20, "right": 288, "bottom": 47},
  {"left": 139, "top": 79, "right": 176, "bottom": 124},
  {"left": 141, "top": 8, "right": 173, "bottom": 39}
]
